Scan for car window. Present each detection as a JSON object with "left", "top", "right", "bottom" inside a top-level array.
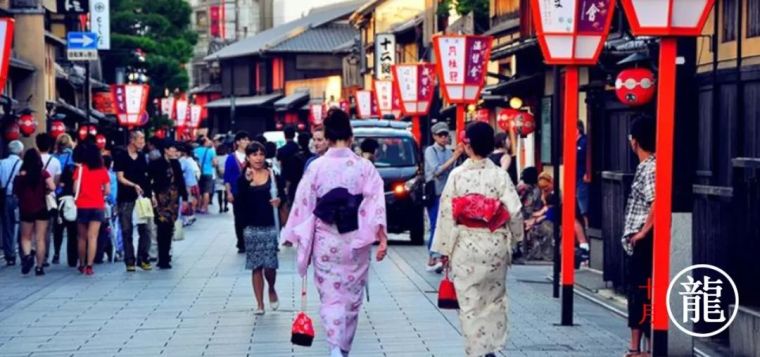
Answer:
[{"left": 354, "top": 137, "right": 417, "bottom": 167}]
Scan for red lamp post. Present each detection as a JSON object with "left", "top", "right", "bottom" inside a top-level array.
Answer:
[
  {"left": 111, "top": 84, "right": 150, "bottom": 128},
  {"left": 392, "top": 63, "right": 436, "bottom": 143},
  {"left": 531, "top": 0, "right": 616, "bottom": 326},
  {"left": 174, "top": 98, "right": 189, "bottom": 140},
  {"left": 433, "top": 35, "right": 493, "bottom": 140},
  {"left": 620, "top": 0, "right": 714, "bottom": 354}
]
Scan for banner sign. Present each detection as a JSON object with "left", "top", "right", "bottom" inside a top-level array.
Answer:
[
  {"left": 355, "top": 90, "right": 375, "bottom": 119},
  {"left": 0, "top": 18, "right": 15, "bottom": 96},
  {"left": 210, "top": 5, "right": 221, "bottom": 38},
  {"left": 161, "top": 97, "right": 176, "bottom": 119},
  {"left": 175, "top": 99, "right": 189, "bottom": 127},
  {"left": 433, "top": 35, "right": 493, "bottom": 104},
  {"left": 110, "top": 84, "right": 150, "bottom": 127},
  {"left": 189, "top": 104, "right": 202, "bottom": 128},
  {"left": 393, "top": 63, "right": 436, "bottom": 116},
  {"left": 90, "top": 0, "right": 110, "bottom": 49},
  {"left": 58, "top": 0, "right": 89, "bottom": 14},
  {"left": 373, "top": 80, "right": 401, "bottom": 119},
  {"left": 374, "top": 33, "right": 396, "bottom": 80}
]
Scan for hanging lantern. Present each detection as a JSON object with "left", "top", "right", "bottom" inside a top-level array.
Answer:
[
  {"left": 275, "top": 122, "right": 284, "bottom": 130},
  {"left": 498, "top": 108, "right": 536, "bottom": 137},
  {"left": 309, "top": 104, "right": 325, "bottom": 125},
  {"left": 4, "top": 122, "right": 19, "bottom": 141},
  {"left": 77, "top": 125, "right": 89, "bottom": 141},
  {"left": 111, "top": 84, "right": 150, "bottom": 128},
  {"left": 497, "top": 110, "right": 512, "bottom": 132},
  {"left": 88, "top": 125, "right": 97, "bottom": 137},
  {"left": 95, "top": 134, "right": 107, "bottom": 150},
  {"left": 615, "top": 68, "right": 656, "bottom": 107},
  {"left": 18, "top": 114, "right": 36, "bottom": 137},
  {"left": 297, "top": 123, "right": 305, "bottom": 131},
  {"left": 50, "top": 120, "right": 66, "bottom": 139}
]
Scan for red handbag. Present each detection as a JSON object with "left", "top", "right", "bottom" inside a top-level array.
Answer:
[
  {"left": 437, "top": 268, "right": 459, "bottom": 309},
  {"left": 291, "top": 277, "right": 315, "bottom": 346}
]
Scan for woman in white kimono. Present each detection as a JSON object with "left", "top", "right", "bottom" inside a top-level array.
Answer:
[
  {"left": 282, "top": 108, "right": 388, "bottom": 357},
  {"left": 432, "top": 122, "right": 524, "bottom": 357}
]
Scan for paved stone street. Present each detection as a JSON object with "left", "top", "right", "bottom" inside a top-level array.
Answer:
[{"left": 0, "top": 212, "right": 630, "bottom": 356}]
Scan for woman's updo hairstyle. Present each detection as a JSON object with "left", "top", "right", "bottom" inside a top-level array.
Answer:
[{"left": 323, "top": 108, "right": 353, "bottom": 142}]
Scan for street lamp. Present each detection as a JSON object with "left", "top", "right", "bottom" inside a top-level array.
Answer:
[
  {"left": 619, "top": 1, "right": 715, "bottom": 354},
  {"left": 530, "top": 0, "right": 616, "bottom": 326},
  {"left": 392, "top": 63, "right": 436, "bottom": 143}
]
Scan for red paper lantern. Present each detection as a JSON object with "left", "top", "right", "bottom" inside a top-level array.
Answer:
[
  {"left": 497, "top": 111, "right": 512, "bottom": 132},
  {"left": 77, "top": 125, "right": 96, "bottom": 141},
  {"left": 95, "top": 134, "right": 107, "bottom": 150},
  {"left": 18, "top": 114, "right": 36, "bottom": 137},
  {"left": 615, "top": 68, "right": 656, "bottom": 107},
  {"left": 498, "top": 109, "right": 535, "bottom": 137},
  {"left": 50, "top": 120, "right": 66, "bottom": 139},
  {"left": 275, "top": 122, "right": 284, "bottom": 130},
  {"left": 88, "top": 126, "right": 97, "bottom": 137},
  {"left": 297, "top": 123, "right": 306, "bottom": 130},
  {"left": 154, "top": 128, "right": 166, "bottom": 139},
  {"left": 4, "top": 122, "right": 19, "bottom": 141}
]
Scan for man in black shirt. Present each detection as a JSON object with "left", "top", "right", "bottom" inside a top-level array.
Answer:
[
  {"left": 114, "top": 131, "right": 153, "bottom": 272},
  {"left": 276, "top": 126, "right": 299, "bottom": 203},
  {"left": 283, "top": 132, "right": 313, "bottom": 204}
]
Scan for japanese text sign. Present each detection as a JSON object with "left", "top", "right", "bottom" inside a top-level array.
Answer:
[
  {"left": 373, "top": 80, "right": 401, "bottom": 119},
  {"left": 433, "top": 35, "right": 493, "bottom": 104},
  {"left": 110, "top": 84, "right": 150, "bottom": 127},
  {"left": 620, "top": 0, "right": 714, "bottom": 37},
  {"left": 393, "top": 63, "right": 436, "bottom": 116},
  {"left": 189, "top": 104, "right": 202, "bottom": 128},
  {"left": 375, "top": 33, "right": 396, "bottom": 80},
  {"left": 310, "top": 104, "right": 325, "bottom": 125},
  {"left": 175, "top": 99, "right": 189, "bottom": 127},
  {"left": 355, "top": 90, "right": 377, "bottom": 119},
  {"left": 531, "top": 0, "right": 615, "bottom": 65},
  {"left": 161, "top": 97, "right": 176, "bottom": 119}
]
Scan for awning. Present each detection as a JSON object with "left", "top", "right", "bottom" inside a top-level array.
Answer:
[
  {"left": 206, "top": 93, "right": 283, "bottom": 109},
  {"left": 10, "top": 57, "right": 35, "bottom": 73},
  {"left": 189, "top": 83, "right": 222, "bottom": 94},
  {"left": 274, "top": 90, "right": 310, "bottom": 111},
  {"left": 391, "top": 15, "right": 423, "bottom": 35},
  {"left": 486, "top": 73, "right": 543, "bottom": 95},
  {"left": 55, "top": 99, "right": 107, "bottom": 124}
]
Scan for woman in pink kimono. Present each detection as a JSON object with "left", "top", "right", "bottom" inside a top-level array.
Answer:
[{"left": 282, "top": 109, "right": 388, "bottom": 357}]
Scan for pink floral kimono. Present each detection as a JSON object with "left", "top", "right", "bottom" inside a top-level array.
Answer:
[{"left": 281, "top": 147, "right": 386, "bottom": 352}]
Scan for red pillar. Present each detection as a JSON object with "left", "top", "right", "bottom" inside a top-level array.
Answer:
[
  {"left": 456, "top": 104, "right": 465, "bottom": 141},
  {"left": 412, "top": 115, "right": 421, "bottom": 144},
  {"left": 560, "top": 66, "right": 579, "bottom": 325}
]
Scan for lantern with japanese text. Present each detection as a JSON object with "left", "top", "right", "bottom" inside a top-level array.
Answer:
[
  {"left": 4, "top": 122, "right": 19, "bottom": 141},
  {"left": 175, "top": 99, "right": 189, "bottom": 128},
  {"left": 189, "top": 104, "right": 202, "bottom": 129},
  {"left": 497, "top": 109, "right": 535, "bottom": 137},
  {"left": 161, "top": 97, "right": 176, "bottom": 119},
  {"left": 310, "top": 104, "right": 325, "bottom": 125},
  {"left": 530, "top": 0, "right": 616, "bottom": 326},
  {"left": 373, "top": 80, "right": 401, "bottom": 119},
  {"left": 111, "top": 84, "right": 150, "bottom": 128},
  {"left": 95, "top": 134, "right": 107, "bottom": 150},
  {"left": 18, "top": 114, "right": 36, "bottom": 137},
  {"left": 50, "top": 120, "right": 66, "bottom": 139},
  {"left": 497, "top": 111, "right": 512, "bottom": 132},
  {"left": 433, "top": 35, "right": 493, "bottom": 138},
  {"left": 355, "top": 90, "right": 377, "bottom": 119},
  {"left": 619, "top": 0, "right": 715, "bottom": 351},
  {"left": 393, "top": 63, "right": 436, "bottom": 142},
  {"left": 615, "top": 68, "right": 655, "bottom": 106},
  {"left": 0, "top": 19, "right": 15, "bottom": 96}
]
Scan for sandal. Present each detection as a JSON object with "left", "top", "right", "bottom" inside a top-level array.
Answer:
[{"left": 624, "top": 350, "right": 641, "bottom": 357}]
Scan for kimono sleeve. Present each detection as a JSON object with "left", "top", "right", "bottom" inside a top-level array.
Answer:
[
  {"left": 281, "top": 162, "right": 319, "bottom": 277},
  {"left": 500, "top": 172, "right": 524, "bottom": 243},
  {"left": 354, "top": 162, "right": 386, "bottom": 249},
  {"left": 431, "top": 169, "right": 458, "bottom": 256}
]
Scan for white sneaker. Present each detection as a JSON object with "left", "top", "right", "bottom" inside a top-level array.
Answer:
[
  {"left": 254, "top": 308, "right": 265, "bottom": 315},
  {"left": 425, "top": 261, "right": 443, "bottom": 272}
]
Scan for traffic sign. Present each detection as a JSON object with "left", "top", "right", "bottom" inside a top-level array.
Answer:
[
  {"left": 67, "top": 32, "right": 98, "bottom": 50},
  {"left": 67, "top": 49, "right": 98, "bottom": 61}
]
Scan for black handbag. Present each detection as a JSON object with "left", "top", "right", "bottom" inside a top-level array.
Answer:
[{"left": 423, "top": 180, "right": 436, "bottom": 207}]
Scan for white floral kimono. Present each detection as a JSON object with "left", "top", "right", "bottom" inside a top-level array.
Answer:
[{"left": 432, "top": 158, "right": 524, "bottom": 357}]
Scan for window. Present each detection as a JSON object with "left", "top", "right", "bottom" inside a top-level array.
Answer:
[
  {"left": 748, "top": 0, "right": 760, "bottom": 37},
  {"left": 723, "top": 0, "right": 737, "bottom": 42},
  {"left": 352, "top": 137, "right": 418, "bottom": 167},
  {"left": 196, "top": 11, "right": 208, "bottom": 29}
]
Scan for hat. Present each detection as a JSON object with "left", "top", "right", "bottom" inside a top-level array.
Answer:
[{"left": 431, "top": 122, "right": 449, "bottom": 135}]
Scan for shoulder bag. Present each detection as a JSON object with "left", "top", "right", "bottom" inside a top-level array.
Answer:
[
  {"left": 58, "top": 164, "right": 81, "bottom": 222},
  {"left": 43, "top": 156, "right": 58, "bottom": 212},
  {"left": 0, "top": 159, "right": 20, "bottom": 210}
]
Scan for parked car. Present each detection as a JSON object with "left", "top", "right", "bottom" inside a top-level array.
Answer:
[{"left": 351, "top": 119, "right": 425, "bottom": 245}]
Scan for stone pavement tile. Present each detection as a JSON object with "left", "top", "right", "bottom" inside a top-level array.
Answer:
[
  {"left": 114, "top": 347, "right": 164, "bottom": 356},
  {"left": 160, "top": 347, "right": 206, "bottom": 357},
  {"left": 203, "top": 343, "right": 251, "bottom": 355}
]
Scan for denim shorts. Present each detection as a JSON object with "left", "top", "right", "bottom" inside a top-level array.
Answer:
[
  {"left": 77, "top": 208, "right": 105, "bottom": 224},
  {"left": 576, "top": 182, "right": 590, "bottom": 216}
]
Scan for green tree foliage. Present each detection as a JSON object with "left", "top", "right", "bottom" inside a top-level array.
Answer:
[
  {"left": 436, "top": 0, "right": 490, "bottom": 33},
  {"left": 103, "top": 0, "right": 197, "bottom": 94}
]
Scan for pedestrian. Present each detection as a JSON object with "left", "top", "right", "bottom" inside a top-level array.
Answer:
[
  {"left": 423, "top": 122, "right": 462, "bottom": 272},
  {"left": 431, "top": 122, "right": 524, "bottom": 357},
  {"left": 359, "top": 138, "right": 379, "bottom": 163},
  {"left": 14, "top": 149, "right": 56, "bottom": 275},
  {"left": 489, "top": 132, "right": 518, "bottom": 185},
  {"left": 513, "top": 167, "right": 543, "bottom": 263},
  {"left": 114, "top": 131, "right": 153, "bottom": 272},
  {"left": 214, "top": 142, "right": 230, "bottom": 213},
  {"left": 0, "top": 140, "right": 24, "bottom": 266},
  {"left": 37, "top": 134, "right": 61, "bottom": 267},
  {"left": 282, "top": 108, "right": 388, "bottom": 357},
  {"left": 73, "top": 142, "right": 110, "bottom": 276},
  {"left": 622, "top": 115, "right": 656, "bottom": 357},
  {"left": 194, "top": 136, "right": 217, "bottom": 214},
  {"left": 304, "top": 125, "right": 327, "bottom": 170},
  {"left": 52, "top": 133, "right": 77, "bottom": 266},
  {"left": 576, "top": 121, "right": 591, "bottom": 262},
  {"left": 179, "top": 144, "right": 200, "bottom": 226},
  {"left": 237, "top": 141, "right": 285, "bottom": 315},
  {"left": 282, "top": 131, "right": 313, "bottom": 205},
  {"left": 148, "top": 140, "right": 187, "bottom": 270},
  {"left": 276, "top": 126, "right": 299, "bottom": 202},
  {"left": 224, "top": 131, "right": 251, "bottom": 253}
]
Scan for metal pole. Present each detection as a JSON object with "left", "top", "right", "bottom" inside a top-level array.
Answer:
[
  {"left": 561, "top": 66, "right": 579, "bottom": 326},
  {"left": 551, "top": 66, "right": 561, "bottom": 299},
  {"left": 652, "top": 37, "right": 678, "bottom": 357},
  {"left": 85, "top": 62, "right": 91, "bottom": 127}
]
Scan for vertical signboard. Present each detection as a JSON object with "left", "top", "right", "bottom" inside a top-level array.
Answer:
[
  {"left": 355, "top": 90, "right": 374, "bottom": 119},
  {"left": 210, "top": 5, "right": 221, "bottom": 38},
  {"left": 90, "top": 0, "right": 110, "bottom": 49},
  {"left": 374, "top": 33, "right": 395, "bottom": 80},
  {"left": 0, "top": 18, "right": 14, "bottom": 96}
]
